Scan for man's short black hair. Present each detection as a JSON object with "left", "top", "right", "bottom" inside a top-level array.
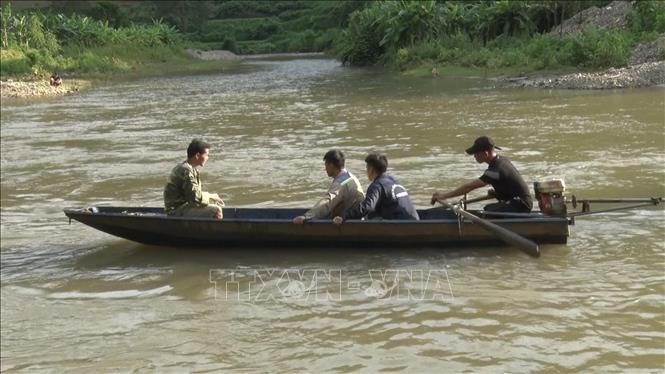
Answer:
[
  {"left": 365, "top": 153, "right": 388, "bottom": 174},
  {"left": 187, "top": 139, "right": 210, "bottom": 158},
  {"left": 323, "top": 149, "right": 345, "bottom": 169}
]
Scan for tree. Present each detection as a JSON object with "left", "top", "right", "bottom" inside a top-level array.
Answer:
[
  {"left": 50, "top": 1, "right": 94, "bottom": 15},
  {"left": 89, "top": 1, "right": 130, "bottom": 28},
  {"left": 331, "top": 0, "right": 370, "bottom": 27},
  {"left": 150, "top": 1, "right": 212, "bottom": 34},
  {"left": 377, "top": 0, "right": 441, "bottom": 50},
  {"left": 1, "top": 3, "right": 12, "bottom": 48}
]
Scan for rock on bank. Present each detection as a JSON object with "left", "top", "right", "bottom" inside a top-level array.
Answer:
[
  {"left": 184, "top": 49, "right": 241, "bottom": 61},
  {"left": 1, "top": 79, "right": 88, "bottom": 99},
  {"left": 513, "top": 61, "right": 665, "bottom": 89}
]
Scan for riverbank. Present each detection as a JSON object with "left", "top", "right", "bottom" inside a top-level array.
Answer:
[
  {"left": 184, "top": 49, "right": 326, "bottom": 61},
  {"left": 5, "top": 58, "right": 661, "bottom": 100},
  {"left": 398, "top": 1, "right": 664, "bottom": 89},
  {"left": 0, "top": 49, "right": 328, "bottom": 99},
  {"left": 0, "top": 50, "right": 238, "bottom": 99},
  {"left": 509, "top": 61, "right": 665, "bottom": 89},
  {"left": 504, "top": 32, "right": 665, "bottom": 89},
  {"left": 405, "top": 36, "right": 664, "bottom": 89},
  {"left": 0, "top": 78, "right": 90, "bottom": 99}
]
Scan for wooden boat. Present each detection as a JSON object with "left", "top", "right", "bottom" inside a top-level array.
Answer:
[{"left": 64, "top": 206, "right": 571, "bottom": 248}]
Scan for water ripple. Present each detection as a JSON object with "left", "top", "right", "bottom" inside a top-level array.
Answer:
[{"left": 1, "top": 57, "right": 664, "bottom": 372}]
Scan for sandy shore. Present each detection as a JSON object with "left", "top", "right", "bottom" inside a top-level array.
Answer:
[{"left": 1, "top": 79, "right": 89, "bottom": 99}]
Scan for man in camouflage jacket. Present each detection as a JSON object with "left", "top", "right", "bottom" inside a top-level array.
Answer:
[{"left": 164, "top": 139, "right": 224, "bottom": 219}]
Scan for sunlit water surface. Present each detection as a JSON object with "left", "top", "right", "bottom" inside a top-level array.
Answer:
[{"left": 1, "top": 57, "right": 664, "bottom": 372}]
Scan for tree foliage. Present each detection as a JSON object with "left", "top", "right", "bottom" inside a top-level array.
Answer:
[
  {"left": 0, "top": 4, "right": 181, "bottom": 50},
  {"left": 339, "top": 6, "right": 384, "bottom": 66},
  {"left": 148, "top": 0, "right": 212, "bottom": 33},
  {"left": 630, "top": 0, "right": 665, "bottom": 34},
  {"left": 338, "top": 0, "right": 664, "bottom": 67},
  {"left": 0, "top": 3, "right": 182, "bottom": 77},
  {"left": 1, "top": 4, "right": 59, "bottom": 52}
]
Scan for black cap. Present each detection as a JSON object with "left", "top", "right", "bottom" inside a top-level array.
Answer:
[{"left": 465, "top": 136, "right": 501, "bottom": 155}]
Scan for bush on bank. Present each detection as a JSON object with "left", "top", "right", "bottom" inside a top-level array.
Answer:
[
  {"left": 395, "top": 28, "right": 634, "bottom": 71},
  {"left": 2, "top": 0, "right": 663, "bottom": 80},
  {"left": 337, "top": 0, "right": 664, "bottom": 71},
  {"left": 0, "top": 3, "right": 197, "bottom": 79},
  {"left": 191, "top": 1, "right": 360, "bottom": 55},
  {"left": 0, "top": 1, "right": 362, "bottom": 78}
]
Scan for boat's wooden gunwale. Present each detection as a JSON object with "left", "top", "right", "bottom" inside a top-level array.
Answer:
[{"left": 64, "top": 206, "right": 569, "bottom": 248}]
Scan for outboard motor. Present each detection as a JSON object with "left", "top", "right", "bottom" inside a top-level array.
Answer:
[{"left": 534, "top": 179, "right": 566, "bottom": 215}]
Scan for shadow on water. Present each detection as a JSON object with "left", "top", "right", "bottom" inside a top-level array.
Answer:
[
  {"left": 72, "top": 239, "right": 538, "bottom": 271},
  {"left": 64, "top": 240, "right": 504, "bottom": 301}
]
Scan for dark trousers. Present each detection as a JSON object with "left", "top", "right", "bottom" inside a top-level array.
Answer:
[{"left": 484, "top": 199, "right": 532, "bottom": 213}]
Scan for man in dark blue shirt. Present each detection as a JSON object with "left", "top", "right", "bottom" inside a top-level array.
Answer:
[
  {"left": 333, "top": 154, "right": 419, "bottom": 224},
  {"left": 431, "top": 136, "right": 533, "bottom": 213}
]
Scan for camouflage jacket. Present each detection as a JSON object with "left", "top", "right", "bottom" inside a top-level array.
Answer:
[{"left": 164, "top": 161, "right": 213, "bottom": 213}]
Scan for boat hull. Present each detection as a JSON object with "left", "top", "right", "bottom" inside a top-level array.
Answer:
[{"left": 64, "top": 207, "right": 570, "bottom": 248}]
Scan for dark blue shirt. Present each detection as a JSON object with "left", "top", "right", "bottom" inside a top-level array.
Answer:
[{"left": 343, "top": 174, "right": 419, "bottom": 220}]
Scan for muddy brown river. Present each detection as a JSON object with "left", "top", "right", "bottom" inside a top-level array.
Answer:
[{"left": 1, "top": 56, "right": 664, "bottom": 372}]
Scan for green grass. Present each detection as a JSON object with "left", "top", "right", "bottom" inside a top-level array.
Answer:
[
  {"left": 191, "top": 0, "right": 357, "bottom": 55},
  {"left": 1, "top": 43, "right": 238, "bottom": 81},
  {"left": 388, "top": 28, "right": 637, "bottom": 77},
  {"left": 199, "top": 17, "right": 280, "bottom": 43},
  {"left": 234, "top": 40, "right": 277, "bottom": 55},
  {"left": 0, "top": 49, "right": 32, "bottom": 76},
  {"left": 68, "top": 44, "right": 238, "bottom": 81}
]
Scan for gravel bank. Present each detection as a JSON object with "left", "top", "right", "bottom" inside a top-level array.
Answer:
[
  {"left": 1, "top": 79, "right": 88, "bottom": 99},
  {"left": 630, "top": 34, "right": 665, "bottom": 65},
  {"left": 512, "top": 1, "right": 664, "bottom": 89},
  {"left": 549, "top": 0, "right": 631, "bottom": 37},
  {"left": 510, "top": 61, "right": 665, "bottom": 89},
  {"left": 184, "top": 48, "right": 241, "bottom": 61}
]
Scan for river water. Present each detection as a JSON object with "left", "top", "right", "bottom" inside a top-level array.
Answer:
[{"left": 1, "top": 57, "right": 664, "bottom": 372}]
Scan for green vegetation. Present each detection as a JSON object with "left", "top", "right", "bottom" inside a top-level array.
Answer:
[
  {"left": 0, "top": 2, "right": 232, "bottom": 79},
  {"left": 189, "top": 1, "right": 364, "bottom": 55},
  {"left": 0, "top": 0, "right": 364, "bottom": 79},
  {"left": 1, "top": 0, "right": 663, "bottom": 81},
  {"left": 50, "top": 0, "right": 364, "bottom": 55},
  {"left": 337, "top": 0, "right": 665, "bottom": 72},
  {"left": 387, "top": 28, "right": 634, "bottom": 73}
]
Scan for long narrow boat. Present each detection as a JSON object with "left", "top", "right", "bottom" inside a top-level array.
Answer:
[{"left": 64, "top": 206, "right": 571, "bottom": 248}]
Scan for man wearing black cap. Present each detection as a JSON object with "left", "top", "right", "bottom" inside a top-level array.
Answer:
[{"left": 431, "top": 136, "right": 533, "bottom": 213}]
